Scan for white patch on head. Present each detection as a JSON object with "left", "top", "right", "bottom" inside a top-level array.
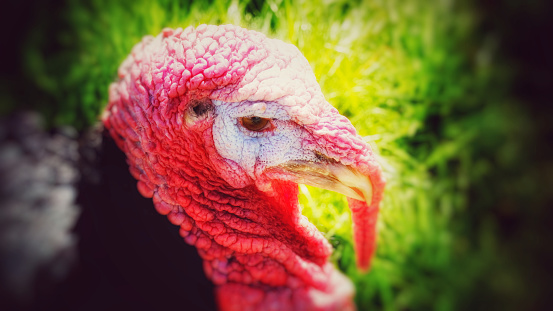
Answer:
[{"left": 212, "top": 100, "right": 315, "bottom": 182}]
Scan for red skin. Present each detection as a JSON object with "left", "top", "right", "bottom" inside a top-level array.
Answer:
[{"left": 103, "top": 25, "right": 385, "bottom": 311}]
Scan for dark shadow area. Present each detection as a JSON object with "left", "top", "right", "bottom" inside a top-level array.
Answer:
[
  {"left": 66, "top": 128, "right": 216, "bottom": 311},
  {"left": 0, "top": 117, "right": 216, "bottom": 311}
]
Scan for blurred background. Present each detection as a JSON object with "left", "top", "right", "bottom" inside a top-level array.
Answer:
[{"left": 1, "top": 0, "right": 551, "bottom": 310}]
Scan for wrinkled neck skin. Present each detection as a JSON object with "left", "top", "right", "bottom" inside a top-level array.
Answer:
[{"left": 106, "top": 119, "right": 355, "bottom": 311}]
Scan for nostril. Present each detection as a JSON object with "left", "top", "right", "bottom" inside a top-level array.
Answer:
[{"left": 314, "top": 151, "right": 337, "bottom": 163}]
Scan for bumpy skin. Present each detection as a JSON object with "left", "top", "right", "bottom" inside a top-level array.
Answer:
[{"left": 103, "top": 25, "right": 385, "bottom": 311}]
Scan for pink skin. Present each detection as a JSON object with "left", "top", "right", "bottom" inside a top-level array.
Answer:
[{"left": 103, "top": 24, "right": 385, "bottom": 311}]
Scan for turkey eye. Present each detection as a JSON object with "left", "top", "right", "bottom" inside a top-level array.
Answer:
[{"left": 241, "top": 116, "right": 271, "bottom": 131}]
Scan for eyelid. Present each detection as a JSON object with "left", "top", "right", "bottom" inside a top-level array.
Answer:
[{"left": 250, "top": 102, "right": 267, "bottom": 113}]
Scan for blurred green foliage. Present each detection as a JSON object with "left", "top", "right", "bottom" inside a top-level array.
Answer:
[{"left": 12, "top": 0, "right": 550, "bottom": 310}]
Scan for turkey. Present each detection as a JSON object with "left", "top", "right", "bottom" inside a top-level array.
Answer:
[{"left": 103, "top": 24, "right": 385, "bottom": 311}]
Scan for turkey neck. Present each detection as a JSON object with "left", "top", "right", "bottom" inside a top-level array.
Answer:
[
  {"left": 126, "top": 129, "right": 333, "bottom": 292},
  {"left": 156, "top": 169, "right": 334, "bottom": 290}
]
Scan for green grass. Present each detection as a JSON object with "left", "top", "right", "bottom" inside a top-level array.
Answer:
[{"left": 18, "top": 0, "right": 537, "bottom": 310}]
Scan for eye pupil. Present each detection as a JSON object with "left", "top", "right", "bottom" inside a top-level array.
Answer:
[{"left": 241, "top": 116, "right": 271, "bottom": 131}]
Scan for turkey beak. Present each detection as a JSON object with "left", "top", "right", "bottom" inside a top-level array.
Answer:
[
  {"left": 279, "top": 160, "right": 372, "bottom": 204},
  {"left": 278, "top": 153, "right": 381, "bottom": 272}
]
